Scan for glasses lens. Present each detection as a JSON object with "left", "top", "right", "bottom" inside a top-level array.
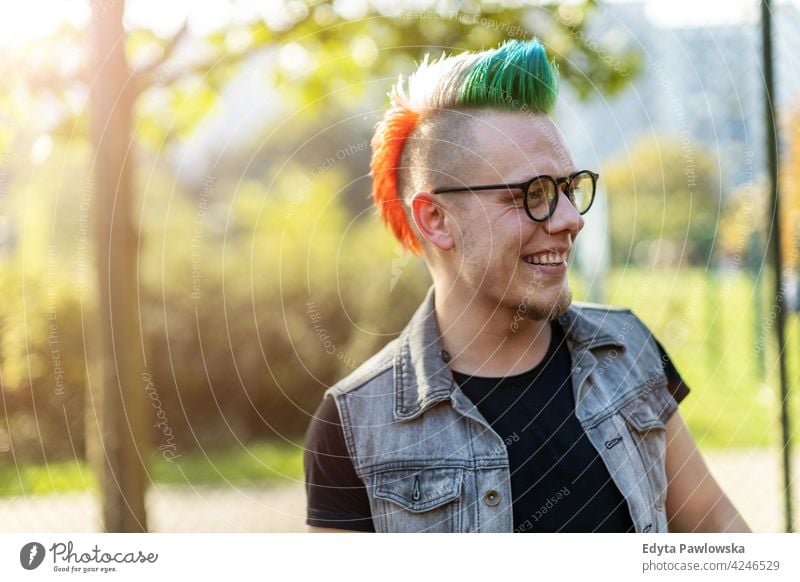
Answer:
[
  {"left": 525, "top": 178, "right": 557, "bottom": 220},
  {"left": 568, "top": 172, "right": 595, "bottom": 214}
]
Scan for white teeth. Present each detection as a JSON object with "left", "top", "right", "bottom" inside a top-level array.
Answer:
[{"left": 524, "top": 252, "right": 566, "bottom": 265}]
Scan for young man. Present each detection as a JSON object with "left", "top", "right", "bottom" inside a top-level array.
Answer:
[{"left": 303, "top": 39, "right": 749, "bottom": 533}]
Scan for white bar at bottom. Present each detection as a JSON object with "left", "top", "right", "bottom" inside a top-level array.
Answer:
[{"left": 1, "top": 533, "right": 798, "bottom": 581}]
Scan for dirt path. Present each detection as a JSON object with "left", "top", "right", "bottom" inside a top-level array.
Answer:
[
  {"left": 702, "top": 448, "right": 799, "bottom": 532},
  {"left": 1, "top": 449, "right": 797, "bottom": 532}
]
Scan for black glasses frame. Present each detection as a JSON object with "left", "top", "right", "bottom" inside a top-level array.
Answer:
[{"left": 431, "top": 169, "right": 599, "bottom": 222}]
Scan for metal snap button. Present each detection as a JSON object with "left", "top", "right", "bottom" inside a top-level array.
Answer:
[
  {"left": 483, "top": 490, "right": 500, "bottom": 507},
  {"left": 441, "top": 349, "right": 451, "bottom": 363},
  {"left": 574, "top": 365, "right": 582, "bottom": 373}
]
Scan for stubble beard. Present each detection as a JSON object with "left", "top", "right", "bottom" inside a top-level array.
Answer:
[{"left": 517, "top": 284, "right": 573, "bottom": 321}]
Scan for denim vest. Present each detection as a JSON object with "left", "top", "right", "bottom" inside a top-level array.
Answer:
[{"left": 325, "top": 286, "right": 676, "bottom": 533}]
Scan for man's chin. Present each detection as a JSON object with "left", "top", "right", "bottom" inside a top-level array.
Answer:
[{"left": 518, "top": 287, "right": 573, "bottom": 321}]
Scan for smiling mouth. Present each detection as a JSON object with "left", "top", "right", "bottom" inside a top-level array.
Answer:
[{"left": 522, "top": 251, "right": 567, "bottom": 265}]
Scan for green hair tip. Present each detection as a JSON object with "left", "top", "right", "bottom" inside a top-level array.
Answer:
[{"left": 458, "top": 39, "right": 559, "bottom": 113}]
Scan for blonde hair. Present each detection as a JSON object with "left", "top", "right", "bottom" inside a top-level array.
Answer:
[{"left": 370, "top": 39, "right": 559, "bottom": 254}]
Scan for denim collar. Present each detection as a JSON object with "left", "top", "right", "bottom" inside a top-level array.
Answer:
[{"left": 393, "top": 285, "right": 625, "bottom": 421}]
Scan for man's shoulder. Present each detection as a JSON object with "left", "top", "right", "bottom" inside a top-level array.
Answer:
[
  {"left": 324, "top": 337, "right": 399, "bottom": 399},
  {"left": 566, "top": 301, "right": 641, "bottom": 326},
  {"left": 561, "top": 301, "right": 654, "bottom": 343},
  {"left": 568, "top": 300, "right": 633, "bottom": 315}
]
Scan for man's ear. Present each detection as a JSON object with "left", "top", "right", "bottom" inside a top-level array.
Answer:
[{"left": 410, "top": 192, "right": 455, "bottom": 252}]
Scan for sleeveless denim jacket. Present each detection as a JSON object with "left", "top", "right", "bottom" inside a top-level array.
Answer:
[{"left": 325, "top": 286, "right": 676, "bottom": 533}]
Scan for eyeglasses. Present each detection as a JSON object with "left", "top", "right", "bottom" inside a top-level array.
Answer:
[{"left": 431, "top": 170, "right": 599, "bottom": 222}]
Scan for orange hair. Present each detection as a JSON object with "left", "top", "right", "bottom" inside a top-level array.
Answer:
[
  {"left": 370, "top": 40, "right": 558, "bottom": 254},
  {"left": 370, "top": 104, "right": 422, "bottom": 255}
]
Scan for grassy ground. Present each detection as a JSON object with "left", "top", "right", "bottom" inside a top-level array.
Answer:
[{"left": 0, "top": 440, "right": 304, "bottom": 497}]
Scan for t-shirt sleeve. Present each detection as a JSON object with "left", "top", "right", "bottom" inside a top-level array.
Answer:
[
  {"left": 303, "top": 394, "right": 375, "bottom": 532},
  {"left": 652, "top": 336, "right": 691, "bottom": 422}
]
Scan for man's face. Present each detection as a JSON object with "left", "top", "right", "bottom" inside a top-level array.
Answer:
[{"left": 436, "top": 110, "right": 585, "bottom": 321}]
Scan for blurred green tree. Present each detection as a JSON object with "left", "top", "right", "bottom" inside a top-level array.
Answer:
[{"left": 603, "top": 135, "right": 721, "bottom": 266}]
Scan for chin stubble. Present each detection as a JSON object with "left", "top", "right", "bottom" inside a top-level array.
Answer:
[{"left": 518, "top": 287, "right": 573, "bottom": 321}]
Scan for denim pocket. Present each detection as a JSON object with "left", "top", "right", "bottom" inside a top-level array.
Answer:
[
  {"left": 620, "top": 394, "right": 668, "bottom": 511},
  {"left": 372, "top": 466, "right": 463, "bottom": 532}
]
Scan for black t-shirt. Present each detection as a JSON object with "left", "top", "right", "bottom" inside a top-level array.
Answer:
[{"left": 304, "top": 322, "right": 689, "bottom": 532}]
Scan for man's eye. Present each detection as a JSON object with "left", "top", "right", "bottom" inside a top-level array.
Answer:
[
  {"left": 506, "top": 190, "right": 525, "bottom": 205},
  {"left": 526, "top": 190, "right": 550, "bottom": 207}
]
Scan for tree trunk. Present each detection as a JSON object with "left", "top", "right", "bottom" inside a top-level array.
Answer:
[{"left": 87, "top": 0, "right": 148, "bottom": 532}]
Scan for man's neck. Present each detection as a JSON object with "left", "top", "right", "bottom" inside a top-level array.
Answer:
[{"left": 434, "top": 283, "right": 554, "bottom": 378}]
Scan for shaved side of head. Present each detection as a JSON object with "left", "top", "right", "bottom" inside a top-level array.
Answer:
[{"left": 370, "top": 39, "right": 559, "bottom": 255}]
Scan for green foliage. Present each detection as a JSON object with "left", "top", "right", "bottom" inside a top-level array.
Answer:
[
  {"left": 2, "top": 2, "right": 642, "bottom": 155},
  {"left": 0, "top": 143, "right": 90, "bottom": 463},
  {"left": 0, "top": 138, "right": 433, "bottom": 464},
  {"left": 594, "top": 267, "right": 800, "bottom": 449},
  {"left": 0, "top": 264, "right": 88, "bottom": 461},
  {"left": 603, "top": 136, "right": 721, "bottom": 266},
  {"left": 133, "top": 160, "right": 432, "bottom": 449}
]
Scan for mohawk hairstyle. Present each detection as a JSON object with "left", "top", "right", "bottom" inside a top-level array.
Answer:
[{"left": 370, "top": 39, "right": 560, "bottom": 254}]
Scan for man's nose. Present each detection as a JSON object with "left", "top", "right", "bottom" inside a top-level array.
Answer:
[{"left": 543, "top": 191, "right": 584, "bottom": 235}]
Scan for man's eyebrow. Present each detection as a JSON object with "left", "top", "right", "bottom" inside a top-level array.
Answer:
[
  {"left": 495, "top": 177, "right": 529, "bottom": 186},
  {"left": 499, "top": 187, "right": 524, "bottom": 201},
  {"left": 476, "top": 183, "right": 521, "bottom": 191}
]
